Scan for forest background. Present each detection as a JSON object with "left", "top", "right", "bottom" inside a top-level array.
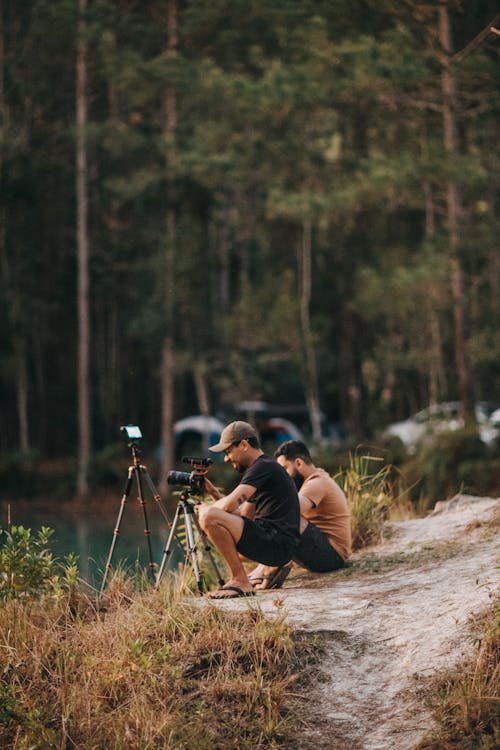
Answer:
[{"left": 1, "top": 0, "right": 499, "bottom": 501}]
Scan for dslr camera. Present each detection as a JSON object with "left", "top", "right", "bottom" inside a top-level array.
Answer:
[{"left": 167, "top": 456, "right": 213, "bottom": 496}]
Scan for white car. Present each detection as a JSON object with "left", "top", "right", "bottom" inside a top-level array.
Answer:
[{"left": 383, "top": 401, "right": 498, "bottom": 451}]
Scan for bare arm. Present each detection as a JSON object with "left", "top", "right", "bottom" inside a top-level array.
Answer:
[
  {"left": 298, "top": 492, "right": 314, "bottom": 515},
  {"left": 203, "top": 479, "right": 256, "bottom": 514},
  {"left": 239, "top": 501, "right": 255, "bottom": 519}
]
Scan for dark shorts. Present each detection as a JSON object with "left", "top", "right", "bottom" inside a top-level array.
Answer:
[
  {"left": 293, "top": 522, "right": 346, "bottom": 573},
  {"left": 236, "top": 517, "right": 298, "bottom": 567}
]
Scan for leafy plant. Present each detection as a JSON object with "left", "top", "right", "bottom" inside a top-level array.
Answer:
[{"left": 0, "top": 525, "right": 78, "bottom": 601}]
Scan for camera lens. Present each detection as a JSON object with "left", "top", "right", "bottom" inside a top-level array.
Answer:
[{"left": 167, "top": 470, "right": 192, "bottom": 486}]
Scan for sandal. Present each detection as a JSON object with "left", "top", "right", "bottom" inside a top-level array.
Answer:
[
  {"left": 267, "top": 564, "right": 292, "bottom": 589},
  {"left": 208, "top": 585, "right": 256, "bottom": 599},
  {"left": 253, "top": 565, "right": 292, "bottom": 591}
]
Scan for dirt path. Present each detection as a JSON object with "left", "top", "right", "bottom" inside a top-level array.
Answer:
[{"left": 211, "top": 494, "right": 500, "bottom": 749}]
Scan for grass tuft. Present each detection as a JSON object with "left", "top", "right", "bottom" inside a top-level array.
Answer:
[{"left": 335, "top": 452, "right": 396, "bottom": 550}]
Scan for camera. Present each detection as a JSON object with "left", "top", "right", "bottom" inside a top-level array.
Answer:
[
  {"left": 167, "top": 456, "right": 213, "bottom": 496},
  {"left": 120, "top": 425, "right": 142, "bottom": 442}
]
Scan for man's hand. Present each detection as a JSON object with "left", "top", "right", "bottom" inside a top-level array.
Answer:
[
  {"left": 203, "top": 477, "right": 223, "bottom": 500},
  {"left": 196, "top": 502, "right": 211, "bottom": 525}
]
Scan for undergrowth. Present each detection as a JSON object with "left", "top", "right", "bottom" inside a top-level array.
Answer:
[
  {"left": 0, "top": 574, "right": 317, "bottom": 749},
  {"left": 416, "top": 585, "right": 500, "bottom": 750}
]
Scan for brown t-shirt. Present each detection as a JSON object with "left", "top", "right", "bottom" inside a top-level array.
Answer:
[{"left": 300, "top": 468, "right": 352, "bottom": 560}]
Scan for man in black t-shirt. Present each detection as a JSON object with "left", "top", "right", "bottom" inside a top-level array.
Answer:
[{"left": 197, "top": 421, "right": 300, "bottom": 599}]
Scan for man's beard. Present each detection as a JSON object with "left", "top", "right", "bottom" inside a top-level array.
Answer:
[{"left": 292, "top": 469, "right": 304, "bottom": 490}]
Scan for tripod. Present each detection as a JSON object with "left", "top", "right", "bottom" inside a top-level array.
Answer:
[
  {"left": 156, "top": 488, "right": 225, "bottom": 593},
  {"left": 99, "top": 438, "right": 172, "bottom": 597}
]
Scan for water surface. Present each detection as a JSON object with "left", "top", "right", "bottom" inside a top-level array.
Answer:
[{"left": 1, "top": 491, "right": 184, "bottom": 588}]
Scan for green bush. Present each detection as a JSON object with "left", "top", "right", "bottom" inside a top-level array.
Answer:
[
  {"left": 400, "top": 428, "right": 494, "bottom": 509},
  {"left": 457, "top": 458, "right": 500, "bottom": 497},
  {"left": 0, "top": 525, "right": 77, "bottom": 601}
]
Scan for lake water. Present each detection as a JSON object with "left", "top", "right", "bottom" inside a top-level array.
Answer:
[{"left": 1, "top": 490, "right": 187, "bottom": 589}]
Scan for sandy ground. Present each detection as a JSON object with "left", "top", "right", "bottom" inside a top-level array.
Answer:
[{"left": 207, "top": 495, "right": 500, "bottom": 750}]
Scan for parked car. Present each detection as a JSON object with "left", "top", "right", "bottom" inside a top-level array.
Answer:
[
  {"left": 382, "top": 401, "right": 499, "bottom": 452},
  {"left": 489, "top": 407, "right": 500, "bottom": 426}
]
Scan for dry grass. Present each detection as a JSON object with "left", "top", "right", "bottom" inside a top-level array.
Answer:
[
  {"left": 416, "top": 589, "right": 500, "bottom": 750},
  {"left": 0, "top": 574, "right": 316, "bottom": 750},
  {"left": 335, "top": 453, "right": 397, "bottom": 550}
]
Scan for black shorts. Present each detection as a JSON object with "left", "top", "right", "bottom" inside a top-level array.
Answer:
[
  {"left": 236, "top": 517, "right": 298, "bottom": 567},
  {"left": 293, "top": 522, "right": 346, "bottom": 573}
]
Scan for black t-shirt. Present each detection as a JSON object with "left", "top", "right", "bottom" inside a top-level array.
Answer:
[{"left": 241, "top": 456, "right": 300, "bottom": 540}]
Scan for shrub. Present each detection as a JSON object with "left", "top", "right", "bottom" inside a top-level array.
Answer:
[
  {"left": 400, "top": 429, "right": 494, "bottom": 509},
  {"left": 457, "top": 458, "right": 500, "bottom": 497},
  {"left": 0, "top": 525, "right": 77, "bottom": 600}
]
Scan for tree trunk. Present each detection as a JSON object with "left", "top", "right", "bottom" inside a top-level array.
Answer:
[
  {"left": 76, "top": 0, "right": 91, "bottom": 497},
  {"left": 438, "top": 2, "right": 474, "bottom": 423},
  {"left": 160, "top": 0, "right": 178, "bottom": 490},
  {"left": 193, "top": 361, "right": 210, "bottom": 416},
  {"left": 423, "top": 180, "right": 446, "bottom": 406},
  {"left": 0, "top": 243, "right": 32, "bottom": 454},
  {"left": 1, "top": 4, "right": 31, "bottom": 455},
  {"left": 15, "top": 341, "right": 29, "bottom": 453},
  {"left": 298, "top": 218, "right": 322, "bottom": 443}
]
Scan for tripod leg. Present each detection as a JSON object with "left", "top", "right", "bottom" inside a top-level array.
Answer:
[
  {"left": 183, "top": 508, "right": 204, "bottom": 593},
  {"left": 136, "top": 467, "right": 156, "bottom": 582},
  {"left": 155, "top": 502, "right": 183, "bottom": 587},
  {"left": 99, "top": 467, "right": 133, "bottom": 597},
  {"left": 142, "top": 469, "right": 172, "bottom": 526},
  {"left": 192, "top": 514, "right": 225, "bottom": 588}
]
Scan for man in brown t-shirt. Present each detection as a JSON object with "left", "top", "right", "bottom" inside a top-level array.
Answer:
[{"left": 249, "top": 440, "right": 351, "bottom": 589}]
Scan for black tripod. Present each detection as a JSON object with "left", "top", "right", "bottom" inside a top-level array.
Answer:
[
  {"left": 99, "top": 436, "right": 172, "bottom": 597},
  {"left": 156, "top": 488, "right": 225, "bottom": 593}
]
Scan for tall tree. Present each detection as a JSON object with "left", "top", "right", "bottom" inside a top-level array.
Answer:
[
  {"left": 0, "top": 1, "right": 31, "bottom": 454},
  {"left": 438, "top": 0, "right": 474, "bottom": 423},
  {"left": 76, "top": 0, "right": 91, "bottom": 497},
  {"left": 160, "top": 0, "right": 178, "bottom": 489},
  {"left": 299, "top": 218, "right": 322, "bottom": 442}
]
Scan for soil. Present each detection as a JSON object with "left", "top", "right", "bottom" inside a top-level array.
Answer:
[{"left": 210, "top": 494, "right": 500, "bottom": 750}]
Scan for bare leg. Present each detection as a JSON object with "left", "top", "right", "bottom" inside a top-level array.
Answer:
[
  {"left": 197, "top": 506, "right": 254, "bottom": 596},
  {"left": 250, "top": 518, "right": 307, "bottom": 589},
  {"left": 247, "top": 562, "right": 267, "bottom": 585}
]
